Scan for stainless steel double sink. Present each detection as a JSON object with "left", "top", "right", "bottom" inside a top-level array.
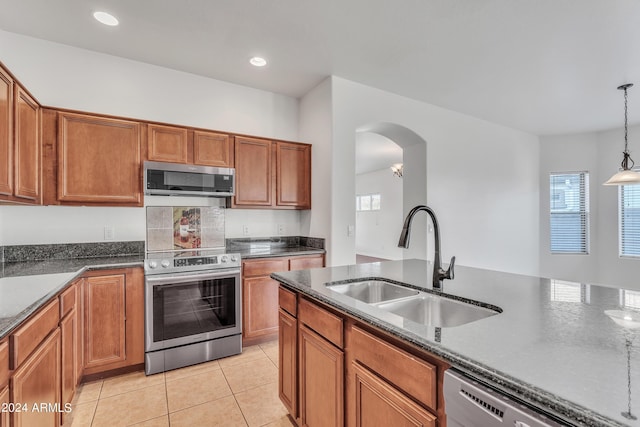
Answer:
[{"left": 326, "top": 279, "right": 500, "bottom": 328}]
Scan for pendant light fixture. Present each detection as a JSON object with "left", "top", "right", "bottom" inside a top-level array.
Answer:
[{"left": 604, "top": 83, "right": 640, "bottom": 185}]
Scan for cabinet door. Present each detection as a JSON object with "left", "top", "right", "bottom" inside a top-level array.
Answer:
[
  {"left": 276, "top": 142, "right": 311, "bottom": 209},
  {"left": 299, "top": 324, "right": 344, "bottom": 427},
  {"left": 0, "top": 67, "right": 12, "bottom": 197},
  {"left": 350, "top": 362, "right": 436, "bottom": 427},
  {"left": 193, "top": 130, "right": 233, "bottom": 167},
  {"left": 14, "top": 85, "right": 39, "bottom": 201},
  {"left": 11, "top": 329, "right": 61, "bottom": 427},
  {"left": 234, "top": 136, "right": 272, "bottom": 206},
  {"left": 0, "top": 340, "right": 8, "bottom": 389},
  {"left": 84, "top": 274, "right": 126, "bottom": 369},
  {"left": 243, "top": 276, "right": 279, "bottom": 339},
  {"left": 58, "top": 112, "right": 142, "bottom": 205},
  {"left": 0, "top": 386, "right": 9, "bottom": 427},
  {"left": 60, "top": 308, "right": 77, "bottom": 414},
  {"left": 74, "top": 279, "right": 85, "bottom": 383},
  {"left": 278, "top": 309, "right": 297, "bottom": 418},
  {"left": 124, "top": 268, "right": 145, "bottom": 366},
  {"left": 147, "top": 124, "right": 188, "bottom": 163}
]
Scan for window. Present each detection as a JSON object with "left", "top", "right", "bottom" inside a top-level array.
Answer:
[
  {"left": 549, "top": 172, "right": 589, "bottom": 254},
  {"left": 356, "top": 194, "right": 381, "bottom": 211},
  {"left": 620, "top": 179, "right": 640, "bottom": 257}
]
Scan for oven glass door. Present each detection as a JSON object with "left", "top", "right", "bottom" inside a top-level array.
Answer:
[{"left": 146, "top": 270, "right": 241, "bottom": 351}]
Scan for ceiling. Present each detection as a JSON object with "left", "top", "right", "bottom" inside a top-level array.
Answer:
[
  {"left": 1, "top": 0, "right": 640, "bottom": 137},
  {"left": 355, "top": 133, "right": 403, "bottom": 175}
]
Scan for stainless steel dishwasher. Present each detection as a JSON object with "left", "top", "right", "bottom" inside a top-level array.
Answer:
[{"left": 444, "top": 369, "right": 565, "bottom": 427}]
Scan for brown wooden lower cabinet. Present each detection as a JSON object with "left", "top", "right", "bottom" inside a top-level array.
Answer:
[
  {"left": 243, "top": 254, "right": 324, "bottom": 345},
  {"left": 0, "top": 386, "right": 9, "bottom": 427},
  {"left": 82, "top": 268, "right": 144, "bottom": 377},
  {"left": 0, "top": 266, "right": 144, "bottom": 427},
  {"left": 243, "top": 275, "right": 281, "bottom": 340},
  {"left": 278, "top": 308, "right": 297, "bottom": 418},
  {"left": 11, "top": 328, "right": 61, "bottom": 427},
  {"left": 60, "top": 306, "right": 77, "bottom": 425},
  {"left": 83, "top": 273, "right": 127, "bottom": 369},
  {"left": 350, "top": 362, "right": 436, "bottom": 427},
  {"left": 277, "top": 286, "right": 448, "bottom": 427},
  {"left": 299, "top": 324, "right": 344, "bottom": 427}
]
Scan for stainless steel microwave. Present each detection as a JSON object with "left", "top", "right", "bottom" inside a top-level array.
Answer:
[{"left": 144, "top": 161, "right": 235, "bottom": 197}]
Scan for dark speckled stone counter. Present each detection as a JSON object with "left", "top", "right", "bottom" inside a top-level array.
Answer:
[
  {"left": 0, "top": 251, "right": 144, "bottom": 341},
  {"left": 271, "top": 259, "right": 638, "bottom": 427},
  {"left": 226, "top": 236, "right": 325, "bottom": 259}
]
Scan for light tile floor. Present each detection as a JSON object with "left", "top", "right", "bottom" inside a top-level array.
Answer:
[{"left": 64, "top": 340, "right": 294, "bottom": 427}]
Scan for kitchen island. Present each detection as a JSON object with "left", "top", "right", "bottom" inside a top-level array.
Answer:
[{"left": 272, "top": 259, "right": 639, "bottom": 427}]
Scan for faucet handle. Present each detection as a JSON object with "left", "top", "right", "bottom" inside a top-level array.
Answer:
[{"left": 444, "top": 256, "right": 455, "bottom": 280}]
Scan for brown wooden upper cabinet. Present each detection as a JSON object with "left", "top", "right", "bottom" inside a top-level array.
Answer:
[
  {"left": 276, "top": 141, "right": 311, "bottom": 209},
  {"left": 234, "top": 136, "right": 272, "bottom": 207},
  {"left": 193, "top": 130, "right": 233, "bottom": 167},
  {"left": 233, "top": 137, "right": 311, "bottom": 209},
  {"left": 56, "top": 112, "right": 143, "bottom": 206},
  {"left": 147, "top": 124, "right": 188, "bottom": 163},
  {"left": 147, "top": 124, "right": 234, "bottom": 167},
  {"left": 0, "top": 65, "right": 40, "bottom": 204},
  {"left": 0, "top": 66, "right": 13, "bottom": 198}
]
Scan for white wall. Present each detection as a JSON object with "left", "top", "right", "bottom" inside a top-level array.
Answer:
[
  {"left": 540, "top": 125, "right": 640, "bottom": 289},
  {"left": 0, "top": 30, "right": 301, "bottom": 246},
  {"left": 355, "top": 169, "right": 403, "bottom": 260},
  {"left": 311, "top": 77, "right": 540, "bottom": 275},
  {"left": 298, "top": 78, "right": 333, "bottom": 262},
  {"left": 539, "top": 132, "right": 600, "bottom": 282}
]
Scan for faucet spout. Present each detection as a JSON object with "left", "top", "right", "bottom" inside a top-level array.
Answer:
[{"left": 397, "top": 205, "right": 455, "bottom": 290}]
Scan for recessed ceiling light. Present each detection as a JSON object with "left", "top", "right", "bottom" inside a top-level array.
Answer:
[
  {"left": 93, "top": 11, "right": 119, "bottom": 26},
  {"left": 249, "top": 57, "right": 267, "bottom": 67}
]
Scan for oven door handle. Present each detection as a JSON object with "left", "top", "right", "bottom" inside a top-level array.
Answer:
[{"left": 145, "top": 269, "right": 241, "bottom": 286}]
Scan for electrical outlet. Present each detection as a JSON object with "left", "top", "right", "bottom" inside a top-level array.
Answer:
[
  {"left": 347, "top": 225, "right": 355, "bottom": 237},
  {"left": 242, "top": 225, "right": 250, "bottom": 236},
  {"left": 277, "top": 224, "right": 285, "bottom": 235},
  {"left": 104, "top": 226, "right": 115, "bottom": 240}
]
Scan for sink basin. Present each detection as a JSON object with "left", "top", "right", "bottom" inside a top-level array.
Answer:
[
  {"left": 376, "top": 295, "right": 499, "bottom": 327},
  {"left": 327, "top": 280, "right": 420, "bottom": 303}
]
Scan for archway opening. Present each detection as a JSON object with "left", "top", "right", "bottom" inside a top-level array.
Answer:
[{"left": 354, "top": 122, "right": 428, "bottom": 262}]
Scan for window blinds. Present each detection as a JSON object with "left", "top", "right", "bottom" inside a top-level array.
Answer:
[
  {"left": 549, "top": 172, "right": 589, "bottom": 254},
  {"left": 621, "top": 183, "right": 640, "bottom": 257}
]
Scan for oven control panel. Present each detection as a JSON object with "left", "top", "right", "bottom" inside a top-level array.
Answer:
[{"left": 144, "top": 253, "right": 241, "bottom": 274}]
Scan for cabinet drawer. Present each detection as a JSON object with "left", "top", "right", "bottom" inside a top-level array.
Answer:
[
  {"left": 278, "top": 286, "right": 297, "bottom": 316},
  {"left": 10, "top": 299, "right": 60, "bottom": 369},
  {"left": 350, "top": 326, "right": 437, "bottom": 411},
  {"left": 289, "top": 255, "right": 324, "bottom": 271},
  {"left": 0, "top": 340, "right": 8, "bottom": 387},
  {"left": 243, "top": 258, "right": 288, "bottom": 277},
  {"left": 59, "top": 283, "right": 77, "bottom": 318},
  {"left": 299, "top": 298, "right": 343, "bottom": 348}
]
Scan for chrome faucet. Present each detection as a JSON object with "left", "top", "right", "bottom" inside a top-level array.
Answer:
[{"left": 398, "top": 205, "right": 455, "bottom": 290}]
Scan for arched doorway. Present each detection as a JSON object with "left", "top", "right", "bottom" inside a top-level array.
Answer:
[{"left": 355, "top": 122, "right": 428, "bottom": 262}]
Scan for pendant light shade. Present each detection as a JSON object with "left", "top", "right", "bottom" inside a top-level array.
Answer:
[{"left": 604, "top": 83, "right": 640, "bottom": 185}]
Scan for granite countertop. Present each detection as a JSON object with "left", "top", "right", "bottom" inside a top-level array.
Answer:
[
  {"left": 0, "top": 241, "right": 320, "bottom": 341},
  {"left": 236, "top": 245, "right": 325, "bottom": 259},
  {"left": 271, "top": 259, "right": 639, "bottom": 427},
  {"left": 0, "top": 255, "right": 144, "bottom": 340}
]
